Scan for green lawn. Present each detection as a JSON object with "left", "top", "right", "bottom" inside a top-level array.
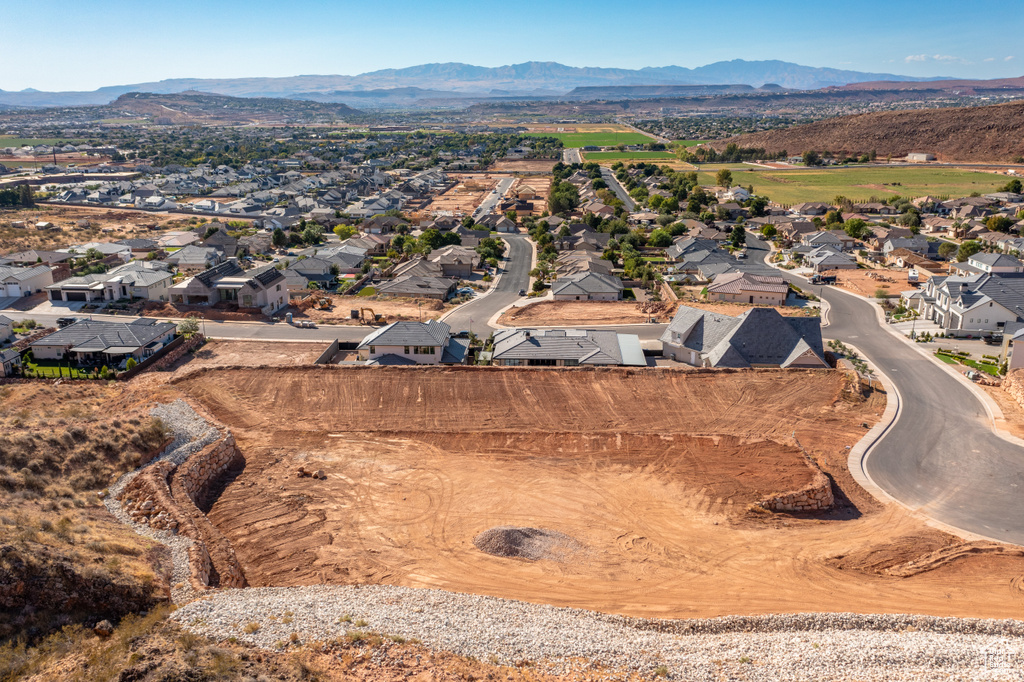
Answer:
[
  {"left": 524, "top": 131, "right": 654, "bottom": 147},
  {"left": 695, "top": 166, "right": 1006, "bottom": 204},
  {"left": 583, "top": 151, "right": 677, "bottom": 161},
  {"left": 356, "top": 287, "right": 377, "bottom": 297},
  {"left": 641, "top": 256, "right": 667, "bottom": 262},
  {"left": 25, "top": 361, "right": 93, "bottom": 379}
]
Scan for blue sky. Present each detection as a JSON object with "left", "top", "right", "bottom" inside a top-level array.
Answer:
[{"left": 4, "top": 0, "right": 1022, "bottom": 91}]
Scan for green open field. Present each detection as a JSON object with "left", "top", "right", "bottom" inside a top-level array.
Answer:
[
  {"left": 583, "top": 151, "right": 677, "bottom": 160},
  {"left": 524, "top": 131, "right": 654, "bottom": 147},
  {"left": 695, "top": 166, "right": 1007, "bottom": 204},
  {"left": 0, "top": 137, "right": 87, "bottom": 147}
]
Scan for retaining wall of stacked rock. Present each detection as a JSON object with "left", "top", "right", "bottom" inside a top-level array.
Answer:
[
  {"left": 1003, "top": 369, "right": 1024, "bottom": 410},
  {"left": 758, "top": 468, "right": 835, "bottom": 512},
  {"left": 117, "top": 433, "right": 247, "bottom": 591}
]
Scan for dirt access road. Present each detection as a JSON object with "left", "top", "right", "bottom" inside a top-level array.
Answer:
[
  {"left": 499, "top": 300, "right": 677, "bottom": 326},
  {"left": 172, "top": 366, "right": 1024, "bottom": 621}
]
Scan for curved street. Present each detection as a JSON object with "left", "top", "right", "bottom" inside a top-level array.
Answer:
[{"left": 763, "top": 237, "right": 1024, "bottom": 545}]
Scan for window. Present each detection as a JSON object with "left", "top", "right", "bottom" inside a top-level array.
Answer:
[
  {"left": 414, "top": 346, "right": 435, "bottom": 355},
  {"left": 528, "top": 358, "right": 557, "bottom": 366},
  {"left": 404, "top": 346, "right": 410, "bottom": 355},
  {"left": 276, "top": 284, "right": 281, "bottom": 291},
  {"left": 504, "top": 359, "right": 521, "bottom": 366},
  {"left": 563, "top": 359, "right": 580, "bottom": 367}
]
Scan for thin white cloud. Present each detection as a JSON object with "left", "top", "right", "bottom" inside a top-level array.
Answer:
[
  {"left": 905, "top": 54, "right": 968, "bottom": 64},
  {"left": 984, "top": 57, "right": 996, "bottom": 62},
  {"left": 1007, "top": 56, "right": 1016, "bottom": 62}
]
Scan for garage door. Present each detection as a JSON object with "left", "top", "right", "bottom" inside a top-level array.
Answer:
[
  {"left": 3, "top": 284, "right": 20, "bottom": 297},
  {"left": 66, "top": 292, "right": 88, "bottom": 301}
]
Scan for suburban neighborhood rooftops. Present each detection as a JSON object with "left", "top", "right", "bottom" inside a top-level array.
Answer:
[
  {"left": 706, "top": 272, "right": 788, "bottom": 295},
  {"left": 0, "top": 264, "right": 52, "bottom": 282}
]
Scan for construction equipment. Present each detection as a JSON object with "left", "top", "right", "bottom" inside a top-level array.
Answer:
[{"left": 359, "top": 308, "right": 382, "bottom": 325}]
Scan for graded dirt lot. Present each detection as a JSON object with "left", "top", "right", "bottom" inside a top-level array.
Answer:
[
  {"left": 174, "top": 340, "right": 326, "bottom": 372},
  {"left": 499, "top": 300, "right": 677, "bottom": 326},
  {"left": 167, "top": 366, "right": 1024, "bottom": 621},
  {"left": 290, "top": 294, "right": 450, "bottom": 325},
  {"left": 428, "top": 174, "right": 508, "bottom": 216},
  {"left": 825, "top": 268, "right": 906, "bottom": 298},
  {"left": 491, "top": 159, "right": 557, "bottom": 173}
]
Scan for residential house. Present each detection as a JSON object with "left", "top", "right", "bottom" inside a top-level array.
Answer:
[
  {"left": 357, "top": 319, "right": 468, "bottom": 365},
  {"left": 706, "top": 272, "right": 789, "bottom": 305},
  {"left": 115, "top": 238, "right": 161, "bottom": 259},
  {"left": 202, "top": 227, "right": 240, "bottom": 257},
  {"left": 550, "top": 272, "right": 623, "bottom": 301},
  {"left": 490, "top": 328, "right": 645, "bottom": 367},
  {"left": 660, "top": 305, "right": 827, "bottom": 368},
  {"left": 0, "top": 265, "right": 54, "bottom": 298},
  {"left": 0, "top": 315, "right": 12, "bottom": 343},
  {"left": 29, "top": 318, "right": 176, "bottom": 366},
  {"left": 969, "top": 253, "right": 1024, "bottom": 274},
  {"left": 163, "top": 245, "right": 223, "bottom": 273},
  {"left": 790, "top": 202, "right": 832, "bottom": 216},
  {"left": 912, "top": 272, "right": 1024, "bottom": 334},
  {"left": 168, "top": 261, "right": 288, "bottom": 314},
  {"left": 101, "top": 261, "right": 173, "bottom": 301},
  {"left": 375, "top": 275, "right": 456, "bottom": 301},
  {"left": 429, "top": 245, "right": 479, "bottom": 278},
  {"left": 0, "top": 348, "right": 20, "bottom": 377}
]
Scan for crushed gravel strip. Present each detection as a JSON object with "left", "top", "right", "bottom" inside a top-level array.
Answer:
[
  {"left": 104, "top": 400, "right": 220, "bottom": 603},
  {"left": 171, "top": 585, "right": 1024, "bottom": 681}
]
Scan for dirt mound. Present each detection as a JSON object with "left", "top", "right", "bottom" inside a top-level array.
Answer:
[
  {"left": 716, "top": 99, "right": 1024, "bottom": 162},
  {"left": 473, "top": 527, "right": 583, "bottom": 562}
]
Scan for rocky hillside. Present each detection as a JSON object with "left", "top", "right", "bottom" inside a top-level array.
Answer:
[{"left": 717, "top": 100, "right": 1024, "bottom": 162}]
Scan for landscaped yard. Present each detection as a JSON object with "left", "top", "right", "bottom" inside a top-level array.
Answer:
[
  {"left": 23, "top": 360, "right": 93, "bottom": 379},
  {"left": 934, "top": 350, "right": 1001, "bottom": 376},
  {"left": 694, "top": 166, "right": 1006, "bottom": 204}
]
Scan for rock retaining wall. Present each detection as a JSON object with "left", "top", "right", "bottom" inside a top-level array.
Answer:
[
  {"left": 1003, "top": 369, "right": 1024, "bottom": 410},
  {"left": 758, "top": 469, "right": 835, "bottom": 512},
  {"left": 118, "top": 432, "right": 247, "bottom": 591}
]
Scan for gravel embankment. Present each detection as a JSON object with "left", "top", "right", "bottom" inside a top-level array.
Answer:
[
  {"left": 171, "top": 584, "right": 1024, "bottom": 681},
  {"left": 104, "top": 399, "right": 220, "bottom": 603}
]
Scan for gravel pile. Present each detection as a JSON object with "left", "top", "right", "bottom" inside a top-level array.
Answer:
[
  {"left": 104, "top": 400, "right": 220, "bottom": 603},
  {"left": 171, "top": 584, "right": 1024, "bottom": 680},
  {"left": 473, "top": 526, "right": 583, "bottom": 562}
]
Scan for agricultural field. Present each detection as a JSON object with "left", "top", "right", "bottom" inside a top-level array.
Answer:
[
  {"left": 582, "top": 151, "right": 677, "bottom": 160},
  {"left": 524, "top": 131, "right": 653, "bottom": 147},
  {"left": 696, "top": 166, "right": 1008, "bottom": 204}
]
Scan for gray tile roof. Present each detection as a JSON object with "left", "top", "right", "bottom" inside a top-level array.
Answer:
[
  {"left": 551, "top": 272, "right": 623, "bottom": 297},
  {"left": 491, "top": 328, "right": 645, "bottom": 366},
  {"left": 376, "top": 275, "right": 454, "bottom": 298},
  {"left": 358, "top": 319, "right": 452, "bottom": 349},
  {"left": 662, "top": 305, "right": 825, "bottom": 368},
  {"left": 0, "top": 264, "right": 52, "bottom": 282},
  {"left": 31, "top": 319, "right": 176, "bottom": 354}
]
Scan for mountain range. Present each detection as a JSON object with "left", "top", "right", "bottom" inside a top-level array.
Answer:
[{"left": 0, "top": 60, "right": 950, "bottom": 108}]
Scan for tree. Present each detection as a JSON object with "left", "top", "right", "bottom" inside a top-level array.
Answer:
[
  {"left": 957, "top": 240, "right": 983, "bottom": 262},
  {"left": 548, "top": 181, "right": 580, "bottom": 214},
  {"left": 178, "top": 316, "right": 200, "bottom": 337},
  {"left": 333, "top": 224, "right": 356, "bottom": 240},
  {"left": 204, "top": 225, "right": 221, "bottom": 239},
  {"left": 760, "top": 224, "right": 777, "bottom": 239},
  {"left": 1000, "top": 178, "right": 1023, "bottom": 194},
  {"left": 18, "top": 184, "right": 34, "bottom": 207},
  {"left": 987, "top": 215, "right": 1015, "bottom": 233},
  {"left": 302, "top": 224, "right": 324, "bottom": 245},
  {"left": 715, "top": 168, "right": 733, "bottom": 188},
  {"left": 729, "top": 225, "right": 746, "bottom": 249},
  {"left": 272, "top": 227, "right": 288, "bottom": 248},
  {"left": 844, "top": 219, "right": 870, "bottom": 240},
  {"left": 461, "top": 215, "right": 475, "bottom": 228},
  {"left": 648, "top": 228, "right": 672, "bottom": 247},
  {"left": 126, "top": 358, "right": 137, "bottom": 371},
  {"left": 937, "top": 241, "right": 957, "bottom": 260},
  {"left": 748, "top": 196, "right": 768, "bottom": 217},
  {"left": 824, "top": 210, "right": 844, "bottom": 226},
  {"left": 802, "top": 150, "right": 820, "bottom": 167},
  {"left": 476, "top": 237, "right": 506, "bottom": 261}
]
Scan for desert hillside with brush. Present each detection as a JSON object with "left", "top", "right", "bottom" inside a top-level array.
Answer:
[{"left": 717, "top": 100, "right": 1024, "bottom": 162}]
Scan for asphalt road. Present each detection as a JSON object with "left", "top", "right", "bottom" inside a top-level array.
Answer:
[
  {"left": 762, "top": 236, "right": 1024, "bottom": 544},
  {"left": 441, "top": 234, "right": 533, "bottom": 335},
  {"left": 600, "top": 167, "right": 636, "bottom": 212},
  {"left": 473, "top": 177, "right": 515, "bottom": 220},
  {"left": 563, "top": 148, "right": 582, "bottom": 164}
]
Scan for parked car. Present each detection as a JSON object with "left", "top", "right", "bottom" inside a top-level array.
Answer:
[
  {"left": 56, "top": 317, "right": 79, "bottom": 328},
  {"left": 518, "top": 289, "right": 526, "bottom": 296}
]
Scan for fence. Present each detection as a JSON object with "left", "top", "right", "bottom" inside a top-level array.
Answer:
[
  {"left": 117, "top": 334, "right": 187, "bottom": 380},
  {"left": 313, "top": 340, "right": 360, "bottom": 365}
]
